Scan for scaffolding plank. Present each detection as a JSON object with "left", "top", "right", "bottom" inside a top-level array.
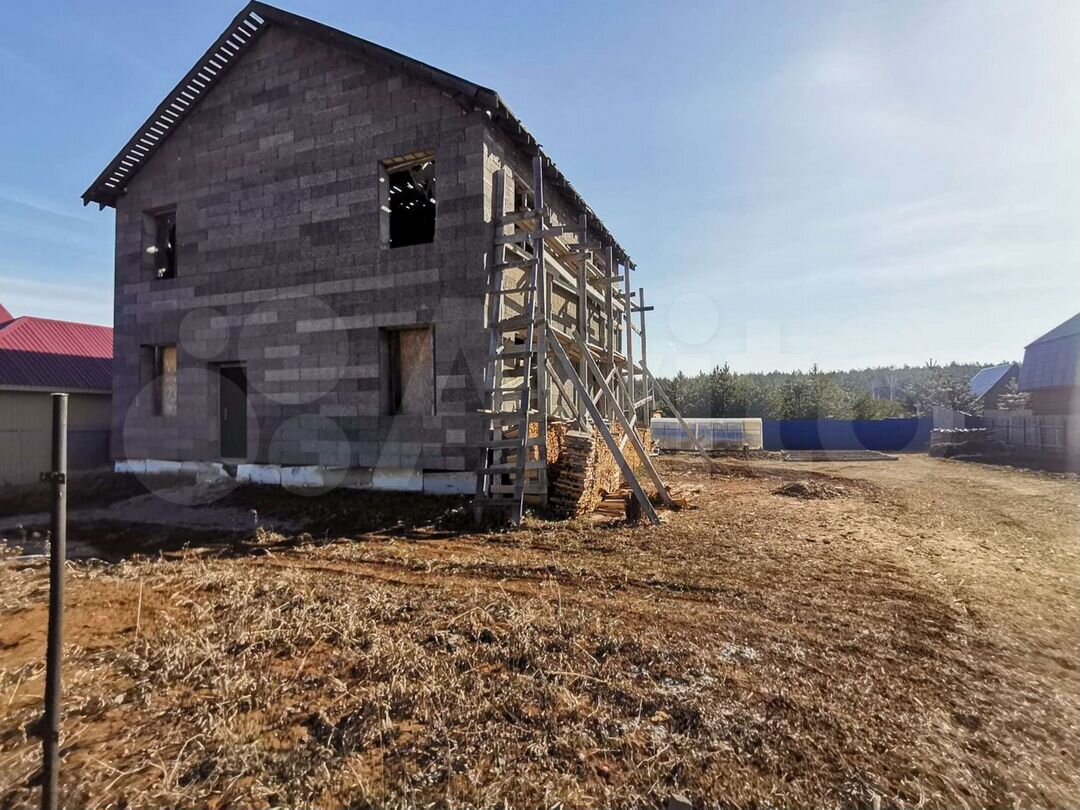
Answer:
[
  {"left": 478, "top": 409, "right": 538, "bottom": 420},
  {"left": 497, "top": 208, "right": 541, "bottom": 225},
  {"left": 495, "top": 314, "right": 539, "bottom": 331},
  {"left": 493, "top": 225, "right": 568, "bottom": 245},
  {"left": 484, "top": 437, "right": 543, "bottom": 450},
  {"left": 493, "top": 258, "right": 539, "bottom": 272}
]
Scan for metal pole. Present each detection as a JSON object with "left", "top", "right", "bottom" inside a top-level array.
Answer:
[
  {"left": 623, "top": 263, "right": 635, "bottom": 420},
  {"left": 604, "top": 247, "right": 616, "bottom": 423},
  {"left": 576, "top": 215, "right": 589, "bottom": 430},
  {"left": 532, "top": 154, "right": 549, "bottom": 506},
  {"left": 637, "top": 287, "right": 650, "bottom": 427},
  {"left": 42, "top": 392, "right": 67, "bottom": 810}
]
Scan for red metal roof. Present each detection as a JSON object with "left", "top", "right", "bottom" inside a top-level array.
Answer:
[{"left": 0, "top": 308, "right": 113, "bottom": 392}]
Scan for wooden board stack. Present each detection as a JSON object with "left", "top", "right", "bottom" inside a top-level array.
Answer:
[{"left": 548, "top": 422, "right": 653, "bottom": 517}]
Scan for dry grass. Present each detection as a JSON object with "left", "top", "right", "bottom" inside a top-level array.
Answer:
[{"left": 1, "top": 455, "right": 1077, "bottom": 809}]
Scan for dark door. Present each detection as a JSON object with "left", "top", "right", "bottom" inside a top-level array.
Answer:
[{"left": 219, "top": 364, "right": 247, "bottom": 459}]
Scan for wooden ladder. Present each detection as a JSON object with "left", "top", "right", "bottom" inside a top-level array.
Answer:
[{"left": 473, "top": 164, "right": 549, "bottom": 525}]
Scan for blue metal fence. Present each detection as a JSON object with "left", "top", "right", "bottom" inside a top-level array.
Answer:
[{"left": 762, "top": 418, "right": 931, "bottom": 452}]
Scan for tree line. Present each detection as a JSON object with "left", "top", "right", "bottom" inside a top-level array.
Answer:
[{"left": 654, "top": 361, "right": 1018, "bottom": 421}]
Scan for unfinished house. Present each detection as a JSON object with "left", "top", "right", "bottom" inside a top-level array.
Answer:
[{"left": 85, "top": 2, "right": 693, "bottom": 522}]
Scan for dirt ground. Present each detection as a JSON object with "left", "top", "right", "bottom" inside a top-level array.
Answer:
[{"left": 0, "top": 455, "right": 1077, "bottom": 809}]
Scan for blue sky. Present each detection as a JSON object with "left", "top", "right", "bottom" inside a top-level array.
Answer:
[{"left": 1, "top": 1, "right": 1077, "bottom": 374}]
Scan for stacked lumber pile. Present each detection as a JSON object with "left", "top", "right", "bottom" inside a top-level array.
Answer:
[
  {"left": 549, "top": 429, "right": 605, "bottom": 516},
  {"left": 547, "top": 421, "right": 654, "bottom": 517}
]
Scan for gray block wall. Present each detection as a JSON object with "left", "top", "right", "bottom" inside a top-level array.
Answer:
[{"left": 111, "top": 24, "right": 494, "bottom": 473}]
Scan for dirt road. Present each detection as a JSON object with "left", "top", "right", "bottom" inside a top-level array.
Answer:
[
  {"left": 1, "top": 455, "right": 1077, "bottom": 809},
  {"left": 762, "top": 455, "right": 1080, "bottom": 644}
]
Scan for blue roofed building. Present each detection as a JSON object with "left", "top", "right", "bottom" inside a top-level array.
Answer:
[
  {"left": 1018, "top": 313, "right": 1080, "bottom": 416},
  {"left": 970, "top": 363, "right": 1020, "bottom": 412}
]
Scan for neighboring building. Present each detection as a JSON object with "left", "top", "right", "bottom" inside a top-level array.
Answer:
[
  {"left": 0, "top": 304, "right": 113, "bottom": 485},
  {"left": 1018, "top": 313, "right": 1080, "bottom": 416},
  {"left": 83, "top": 3, "right": 650, "bottom": 498},
  {"left": 969, "top": 363, "right": 1019, "bottom": 411}
]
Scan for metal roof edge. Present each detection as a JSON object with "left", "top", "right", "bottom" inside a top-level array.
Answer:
[{"left": 0, "top": 384, "right": 112, "bottom": 395}]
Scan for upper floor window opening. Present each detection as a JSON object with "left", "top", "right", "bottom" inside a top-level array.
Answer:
[
  {"left": 380, "top": 152, "right": 436, "bottom": 248},
  {"left": 147, "top": 207, "right": 177, "bottom": 279}
]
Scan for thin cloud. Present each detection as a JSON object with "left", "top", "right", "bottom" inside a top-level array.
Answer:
[
  {"left": 0, "top": 184, "right": 97, "bottom": 224},
  {"left": 0, "top": 274, "right": 112, "bottom": 325}
]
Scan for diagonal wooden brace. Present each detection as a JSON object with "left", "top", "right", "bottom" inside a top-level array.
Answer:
[
  {"left": 641, "top": 364, "right": 715, "bottom": 471},
  {"left": 568, "top": 331, "right": 677, "bottom": 510},
  {"left": 549, "top": 337, "right": 661, "bottom": 524}
]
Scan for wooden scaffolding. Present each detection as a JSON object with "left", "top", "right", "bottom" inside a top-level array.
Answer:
[{"left": 474, "top": 154, "right": 694, "bottom": 526}]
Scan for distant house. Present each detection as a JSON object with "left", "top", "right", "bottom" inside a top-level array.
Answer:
[
  {"left": 969, "top": 363, "right": 1019, "bottom": 411},
  {"left": 1018, "top": 313, "right": 1080, "bottom": 416},
  {"left": 0, "top": 304, "right": 113, "bottom": 484}
]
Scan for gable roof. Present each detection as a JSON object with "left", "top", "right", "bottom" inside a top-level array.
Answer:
[
  {"left": 1019, "top": 314, "right": 1080, "bottom": 392},
  {"left": 0, "top": 303, "right": 12, "bottom": 324},
  {"left": 969, "top": 363, "right": 1017, "bottom": 400},
  {"left": 82, "top": 2, "right": 633, "bottom": 262},
  {"left": 0, "top": 312, "right": 113, "bottom": 392}
]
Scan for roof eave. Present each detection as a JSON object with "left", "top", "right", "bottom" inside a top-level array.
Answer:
[
  {"left": 82, "top": 2, "right": 267, "bottom": 208},
  {"left": 0, "top": 384, "right": 111, "bottom": 395},
  {"left": 487, "top": 98, "right": 632, "bottom": 263},
  {"left": 81, "top": 1, "right": 634, "bottom": 261}
]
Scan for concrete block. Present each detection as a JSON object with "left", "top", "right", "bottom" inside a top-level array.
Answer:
[
  {"left": 423, "top": 471, "right": 474, "bottom": 495},
  {"left": 114, "top": 459, "right": 146, "bottom": 474},
  {"left": 319, "top": 467, "right": 350, "bottom": 490},
  {"left": 238, "top": 464, "right": 282, "bottom": 485},
  {"left": 144, "top": 459, "right": 183, "bottom": 475},
  {"left": 340, "top": 467, "right": 374, "bottom": 489},
  {"left": 372, "top": 468, "right": 422, "bottom": 492},
  {"left": 281, "top": 465, "right": 326, "bottom": 488},
  {"left": 178, "top": 460, "right": 223, "bottom": 478}
]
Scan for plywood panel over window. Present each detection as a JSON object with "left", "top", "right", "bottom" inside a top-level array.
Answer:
[
  {"left": 383, "top": 327, "right": 434, "bottom": 416},
  {"left": 160, "top": 345, "right": 178, "bottom": 417},
  {"left": 143, "top": 344, "right": 178, "bottom": 417}
]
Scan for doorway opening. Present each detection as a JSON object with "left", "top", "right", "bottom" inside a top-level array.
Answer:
[{"left": 218, "top": 364, "right": 248, "bottom": 460}]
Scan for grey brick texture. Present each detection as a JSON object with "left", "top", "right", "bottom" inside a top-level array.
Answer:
[{"left": 111, "top": 25, "right": 493, "bottom": 471}]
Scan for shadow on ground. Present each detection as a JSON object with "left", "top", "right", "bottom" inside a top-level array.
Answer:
[{"left": 0, "top": 472, "right": 476, "bottom": 563}]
